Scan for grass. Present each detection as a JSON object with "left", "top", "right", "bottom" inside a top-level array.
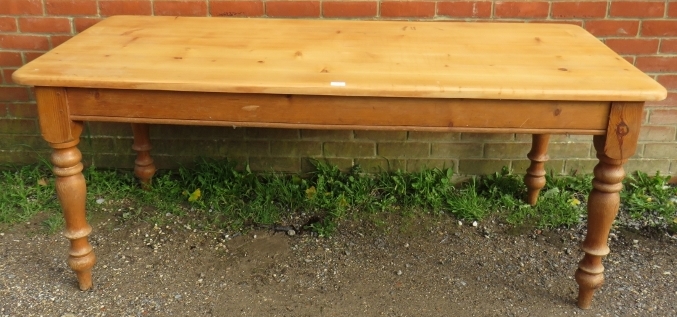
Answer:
[{"left": 1, "top": 159, "right": 676, "bottom": 236}]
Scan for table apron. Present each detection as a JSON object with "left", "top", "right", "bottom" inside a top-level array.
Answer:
[{"left": 66, "top": 88, "right": 610, "bottom": 135}]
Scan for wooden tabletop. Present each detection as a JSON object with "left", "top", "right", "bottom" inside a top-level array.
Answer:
[{"left": 13, "top": 16, "right": 666, "bottom": 102}]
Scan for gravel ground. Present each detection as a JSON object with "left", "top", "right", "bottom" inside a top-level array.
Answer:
[{"left": 1, "top": 213, "right": 676, "bottom": 317}]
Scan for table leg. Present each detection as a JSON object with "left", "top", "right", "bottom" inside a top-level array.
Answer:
[
  {"left": 131, "top": 123, "right": 156, "bottom": 189},
  {"left": 575, "top": 135, "right": 626, "bottom": 309},
  {"left": 524, "top": 134, "right": 550, "bottom": 205}
]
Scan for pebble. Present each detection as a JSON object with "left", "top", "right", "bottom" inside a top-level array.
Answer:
[
  {"left": 287, "top": 229, "right": 296, "bottom": 236},
  {"left": 396, "top": 270, "right": 403, "bottom": 276},
  {"left": 472, "top": 221, "right": 478, "bottom": 227},
  {"left": 96, "top": 198, "right": 105, "bottom": 204}
]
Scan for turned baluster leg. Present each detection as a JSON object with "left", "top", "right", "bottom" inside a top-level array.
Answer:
[
  {"left": 524, "top": 134, "right": 550, "bottom": 205},
  {"left": 575, "top": 135, "right": 626, "bottom": 308},
  {"left": 131, "top": 123, "right": 156, "bottom": 189},
  {"left": 36, "top": 87, "right": 96, "bottom": 290}
]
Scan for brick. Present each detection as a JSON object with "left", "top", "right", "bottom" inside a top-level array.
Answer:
[
  {"left": 87, "top": 122, "right": 134, "bottom": 137},
  {"left": 610, "top": 1, "right": 664, "bottom": 18},
  {"left": 301, "top": 129, "right": 352, "bottom": 140},
  {"left": 100, "top": 0, "right": 153, "bottom": 16},
  {"left": 323, "top": 1, "right": 377, "bottom": 18},
  {"left": 0, "top": 18, "right": 17, "bottom": 32},
  {"left": 528, "top": 20, "right": 584, "bottom": 27},
  {"left": 245, "top": 128, "right": 299, "bottom": 139},
  {"left": 656, "top": 75, "right": 677, "bottom": 90},
  {"left": 436, "top": 1, "right": 492, "bottom": 18},
  {"left": 324, "top": 142, "right": 375, "bottom": 157},
  {"left": 0, "top": 87, "right": 30, "bottom": 102},
  {"left": 635, "top": 56, "right": 677, "bottom": 73},
  {"left": 624, "top": 159, "right": 671, "bottom": 175},
  {"left": 461, "top": 133, "right": 514, "bottom": 141},
  {"left": 51, "top": 35, "right": 73, "bottom": 48},
  {"left": 584, "top": 20, "right": 639, "bottom": 37},
  {"left": 0, "top": 52, "right": 23, "bottom": 67},
  {"left": 220, "top": 140, "right": 269, "bottom": 156},
  {"left": 512, "top": 159, "right": 564, "bottom": 175},
  {"left": 271, "top": 141, "right": 322, "bottom": 156},
  {"left": 604, "top": 38, "right": 659, "bottom": 55},
  {"left": 646, "top": 93, "right": 677, "bottom": 108},
  {"left": 266, "top": 1, "right": 320, "bottom": 17},
  {"left": 407, "top": 131, "right": 460, "bottom": 141},
  {"left": 431, "top": 143, "right": 483, "bottom": 158},
  {"left": 639, "top": 125, "right": 675, "bottom": 141},
  {"left": 2, "top": 69, "right": 17, "bottom": 85},
  {"left": 643, "top": 143, "right": 677, "bottom": 158},
  {"left": 407, "top": 159, "right": 454, "bottom": 173},
  {"left": 0, "top": 135, "right": 47, "bottom": 151},
  {"left": 354, "top": 158, "right": 406, "bottom": 173},
  {"left": 210, "top": 1, "right": 264, "bottom": 17},
  {"left": 0, "top": 118, "right": 38, "bottom": 134},
  {"left": 564, "top": 159, "right": 598, "bottom": 174},
  {"left": 153, "top": 124, "right": 245, "bottom": 139},
  {"left": 302, "top": 158, "right": 354, "bottom": 173},
  {"left": 19, "top": 17, "right": 72, "bottom": 34},
  {"left": 85, "top": 153, "right": 136, "bottom": 169},
  {"left": 458, "top": 159, "right": 510, "bottom": 175},
  {"left": 660, "top": 39, "right": 677, "bottom": 54},
  {"left": 621, "top": 55, "right": 635, "bottom": 64},
  {"left": 45, "top": 0, "right": 98, "bottom": 16},
  {"left": 380, "top": 1, "right": 435, "bottom": 18},
  {"left": 514, "top": 133, "right": 569, "bottom": 142},
  {"left": 6, "top": 103, "right": 38, "bottom": 118},
  {"left": 23, "top": 52, "right": 44, "bottom": 63},
  {"left": 249, "top": 157, "right": 301, "bottom": 172},
  {"left": 0, "top": 0, "right": 43, "bottom": 15},
  {"left": 354, "top": 130, "right": 406, "bottom": 141},
  {"left": 494, "top": 1, "right": 549, "bottom": 18},
  {"left": 548, "top": 143, "right": 591, "bottom": 159},
  {"left": 670, "top": 2, "right": 677, "bottom": 17},
  {"left": 484, "top": 143, "right": 531, "bottom": 159},
  {"left": 0, "top": 35, "right": 50, "bottom": 50},
  {"left": 550, "top": 1, "right": 606, "bottom": 19},
  {"left": 155, "top": 1, "right": 208, "bottom": 16},
  {"left": 377, "top": 142, "right": 429, "bottom": 158},
  {"left": 641, "top": 20, "right": 677, "bottom": 37},
  {"left": 74, "top": 18, "right": 103, "bottom": 33}
]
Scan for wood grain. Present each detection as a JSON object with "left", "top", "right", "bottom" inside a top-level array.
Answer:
[
  {"left": 66, "top": 88, "right": 611, "bottom": 133},
  {"left": 603, "top": 102, "right": 644, "bottom": 160},
  {"left": 13, "top": 16, "right": 666, "bottom": 102}
]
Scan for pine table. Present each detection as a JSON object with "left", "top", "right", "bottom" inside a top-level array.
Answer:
[{"left": 13, "top": 16, "right": 666, "bottom": 309}]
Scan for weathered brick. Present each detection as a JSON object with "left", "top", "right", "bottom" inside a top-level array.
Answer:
[
  {"left": 266, "top": 1, "right": 321, "bottom": 17},
  {"left": 220, "top": 140, "right": 269, "bottom": 157},
  {"left": 354, "top": 130, "right": 406, "bottom": 141},
  {"left": 624, "top": 159, "right": 671, "bottom": 175},
  {"left": 649, "top": 108, "right": 677, "bottom": 124},
  {"left": 153, "top": 124, "right": 245, "bottom": 139},
  {"left": 406, "top": 159, "right": 455, "bottom": 173},
  {"left": 0, "top": 87, "right": 30, "bottom": 102},
  {"left": 380, "top": 1, "right": 435, "bottom": 18},
  {"left": 437, "top": 1, "right": 492, "bottom": 18},
  {"left": 0, "top": 34, "right": 50, "bottom": 50},
  {"left": 407, "top": 131, "right": 460, "bottom": 141},
  {"left": 302, "top": 157, "right": 353, "bottom": 173},
  {"left": 639, "top": 125, "right": 676, "bottom": 141},
  {"left": 641, "top": 20, "right": 677, "bottom": 37},
  {"left": 271, "top": 141, "right": 322, "bottom": 157},
  {"left": 585, "top": 20, "right": 639, "bottom": 37},
  {"left": 660, "top": 39, "right": 677, "bottom": 54},
  {"left": 23, "top": 51, "right": 44, "bottom": 63},
  {"left": 246, "top": 128, "right": 299, "bottom": 140},
  {"left": 79, "top": 137, "right": 118, "bottom": 154},
  {"left": 458, "top": 159, "right": 510, "bottom": 175},
  {"left": 301, "top": 129, "right": 352, "bottom": 140},
  {"left": 323, "top": 1, "right": 377, "bottom": 18},
  {"left": 378, "top": 142, "right": 429, "bottom": 158},
  {"left": 512, "top": 159, "right": 564, "bottom": 175},
  {"left": 610, "top": 1, "right": 665, "bottom": 18},
  {"left": 99, "top": 0, "right": 153, "bottom": 16},
  {"left": 645, "top": 93, "right": 677, "bottom": 108},
  {"left": 154, "top": 1, "right": 208, "bottom": 16},
  {"left": 670, "top": 2, "right": 677, "bottom": 17},
  {"left": 0, "top": 52, "right": 23, "bottom": 68},
  {"left": 210, "top": 1, "right": 264, "bottom": 17},
  {"left": 564, "top": 159, "right": 598, "bottom": 175},
  {"left": 0, "top": 0, "right": 43, "bottom": 15},
  {"left": 514, "top": 134, "right": 569, "bottom": 142},
  {"left": 0, "top": 135, "right": 48, "bottom": 151},
  {"left": 484, "top": 143, "right": 531, "bottom": 159},
  {"left": 2, "top": 69, "right": 17, "bottom": 85},
  {"left": 87, "top": 122, "right": 133, "bottom": 137},
  {"left": 0, "top": 118, "right": 38, "bottom": 134},
  {"left": 656, "top": 75, "right": 677, "bottom": 90},
  {"left": 50, "top": 35, "right": 73, "bottom": 48},
  {"left": 324, "top": 142, "right": 375, "bottom": 157},
  {"left": 249, "top": 157, "right": 301, "bottom": 172},
  {"left": 74, "top": 18, "right": 103, "bottom": 33},
  {"left": 431, "top": 143, "right": 483, "bottom": 158},
  {"left": 19, "top": 17, "right": 72, "bottom": 34},
  {"left": 354, "top": 158, "right": 406, "bottom": 173},
  {"left": 643, "top": 143, "right": 677, "bottom": 158},
  {"left": 6, "top": 103, "right": 37, "bottom": 118},
  {"left": 548, "top": 143, "right": 592, "bottom": 159},
  {"left": 0, "top": 17, "right": 17, "bottom": 32},
  {"left": 636, "top": 56, "right": 677, "bottom": 73},
  {"left": 45, "top": 0, "right": 98, "bottom": 16},
  {"left": 86, "top": 153, "right": 138, "bottom": 169},
  {"left": 461, "top": 133, "right": 514, "bottom": 142},
  {"left": 0, "top": 151, "right": 47, "bottom": 166},
  {"left": 495, "top": 1, "right": 549, "bottom": 18},
  {"left": 604, "top": 38, "right": 659, "bottom": 55},
  {"left": 550, "top": 1, "right": 606, "bottom": 19}
]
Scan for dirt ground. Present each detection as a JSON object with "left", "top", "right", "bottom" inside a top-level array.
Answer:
[{"left": 1, "top": 212, "right": 676, "bottom": 317}]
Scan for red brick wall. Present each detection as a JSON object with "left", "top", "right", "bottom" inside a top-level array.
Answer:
[{"left": 1, "top": 0, "right": 676, "bottom": 175}]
